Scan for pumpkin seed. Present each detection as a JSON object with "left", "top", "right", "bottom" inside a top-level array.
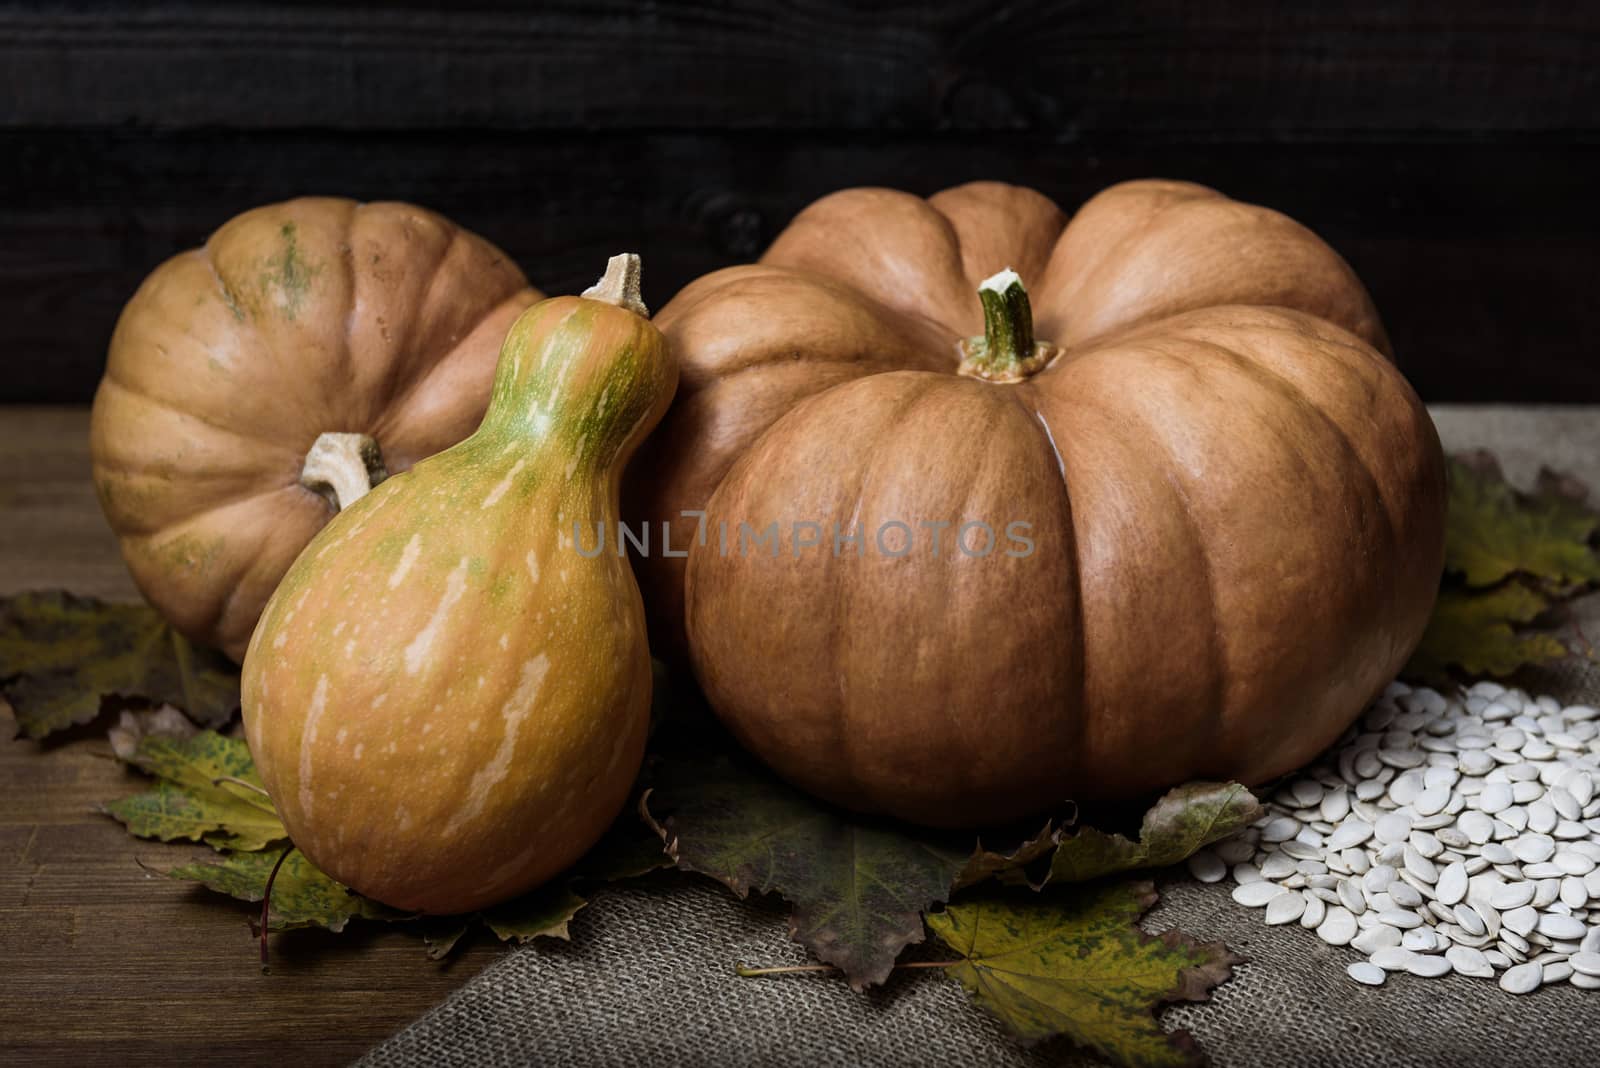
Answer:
[
  {"left": 1347, "top": 961, "right": 1387, "bottom": 986},
  {"left": 1406, "top": 954, "right": 1452, "bottom": 978},
  {"left": 1218, "top": 683, "right": 1600, "bottom": 997},
  {"left": 1316, "top": 907, "right": 1358, "bottom": 946},
  {"left": 1231, "top": 882, "right": 1285, "bottom": 907},
  {"left": 1186, "top": 849, "right": 1227, "bottom": 883},
  {"left": 1499, "top": 961, "right": 1543, "bottom": 994},
  {"left": 1447, "top": 945, "right": 1495, "bottom": 978},
  {"left": 1264, "top": 892, "right": 1307, "bottom": 925}
]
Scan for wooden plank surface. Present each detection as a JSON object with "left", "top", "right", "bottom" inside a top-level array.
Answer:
[
  {"left": 4, "top": 134, "right": 1599, "bottom": 406},
  {"left": 5, "top": 1, "right": 1594, "bottom": 134},
  {"left": 0, "top": 407, "right": 500, "bottom": 1068}
]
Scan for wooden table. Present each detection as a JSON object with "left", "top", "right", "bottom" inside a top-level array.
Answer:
[{"left": 0, "top": 407, "right": 501, "bottom": 1067}]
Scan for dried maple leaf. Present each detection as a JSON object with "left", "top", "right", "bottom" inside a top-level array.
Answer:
[
  {"left": 1029, "top": 783, "right": 1262, "bottom": 887},
  {"left": 927, "top": 882, "right": 1240, "bottom": 1067},
  {"left": 480, "top": 817, "right": 672, "bottom": 944},
  {"left": 1445, "top": 452, "right": 1600, "bottom": 589},
  {"left": 1404, "top": 583, "right": 1570, "bottom": 681},
  {"left": 1, "top": 590, "right": 238, "bottom": 739},
  {"left": 642, "top": 750, "right": 971, "bottom": 989}
]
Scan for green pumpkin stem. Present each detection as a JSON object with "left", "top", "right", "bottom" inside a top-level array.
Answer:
[{"left": 958, "top": 268, "right": 1057, "bottom": 383}]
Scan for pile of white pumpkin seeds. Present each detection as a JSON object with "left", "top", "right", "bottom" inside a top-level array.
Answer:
[{"left": 1190, "top": 680, "right": 1600, "bottom": 992}]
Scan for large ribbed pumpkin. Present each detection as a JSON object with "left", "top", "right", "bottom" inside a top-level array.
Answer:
[
  {"left": 626, "top": 180, "right": 1447, "bottom": 828},
  {"left": 91, "top": 198, "right": 541, "bottom": 660}
]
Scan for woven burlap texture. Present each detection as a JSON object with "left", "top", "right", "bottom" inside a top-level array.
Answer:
[{"left": 360, "top": 406, "right": 1600, "bottom": 1068}]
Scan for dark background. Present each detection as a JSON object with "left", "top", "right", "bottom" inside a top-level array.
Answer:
[{"left": 3, "top": 1, "right": 1597, "bottom": 404}]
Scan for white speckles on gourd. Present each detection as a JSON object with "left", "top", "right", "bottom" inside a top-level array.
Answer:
[
  {"left": 273, "top": 630, "right": 288, "bottom": 649},
  {"left": 403, "top": 556, "right": 470, "bottom": 674},
  {"left": 353, "top": 742, "right": 364, "bottom": 760},
  {"left": 498, "top": 633, "right": 509, "bottom": 650},
  {"left": 372, "top": 693, "right": 388, "bottom": 709},
  {"left": 443, "top": 654, "right": 551, "bottom": 837},
  {"left": 388, "top": 534, "right": 423, "bottom": 588},
  {"left": 479, "top": 459, "right": 527, "bottom": 509},
  {"left": 298, "top": 674, "right": 330, "bottom": 819},
  {"left": 525, "top": 550, "right": 540, "bottom": 584},
  {"left": 563, "top": 456, "right": 578, "bottom": 481}
]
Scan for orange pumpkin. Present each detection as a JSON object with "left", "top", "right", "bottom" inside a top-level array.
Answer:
[
  {"left": 243, "top": 256, "right": 673, "bottom": 913},
  {"left": 91, "top": 198, "right": 541, "bottom": 660},
  {"left": 627, "top": 180, "right": 1446, "bottom": 827}
]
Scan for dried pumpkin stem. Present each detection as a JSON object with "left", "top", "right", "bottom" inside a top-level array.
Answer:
[
  {"left": 958, "top": 268, "right": 1058, "bottom": 383},
  {"left": 580, "top": 252, "right": 650, "bottom": 319},
  {"left": 299, "top": 432, "right": 387, "bottom": 512}
]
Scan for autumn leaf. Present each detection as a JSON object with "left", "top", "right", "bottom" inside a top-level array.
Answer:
[
  {"left": 927, "top": 882, "right": 1240, "bottom": 1067},
  {"left": 480, "top": 882, "right": 590, "bottom": 943},
  {"left": 168, "top": 848, "right": 398, "bottom": 932},
  {"left": 1028, "top": 782, "right": 1261, "bottom": 887},
  {"left": 99, "top": 716, "right": 669, "bottom": 949},
  {"left": 1445, "top": 452, "right": 1600, "bottom": 589},
  {"left": 643, "top": 749, "right": 972, "bottom": 989},
  {"left": 1, "top": 590, "right": 239, "bottom": 739},
  {"left": 420, "top": 917, "right": 474, "bottom": 961},
  {"left": 1405, "top": 583, "right": 1570, "bottom": 681},
  {"left": 108, "top": 704, "right": 197, "bottom": 760},
  {"left": 103, "top": 729, "right": 287, "bottom": 851},
  {"left": 480, "top": 816, "right": 672, "bottom": 944},
  {"left": 952, "top": 820, "right": 1063, "bottom": 891}
]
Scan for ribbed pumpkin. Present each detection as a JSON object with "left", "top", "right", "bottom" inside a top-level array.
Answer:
[
  {"left": 242, "top": 256, "right": 674, "bottom": 913},
  {"left": 91, "top": 198, "right": 541, "bottom": 661},
  {"left": 626, "top": 180, "right": 1446, "bottom": 828}
]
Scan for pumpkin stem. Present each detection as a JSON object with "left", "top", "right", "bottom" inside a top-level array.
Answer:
[
  {"left": 299, "top": 432, "right": 386, "bottom": 511},
  {"left": 958, "top": 268, "right": 1058, "bottom": 383},
  {"left": 580, "top": 252, "right": 650, "bottom": 319}
]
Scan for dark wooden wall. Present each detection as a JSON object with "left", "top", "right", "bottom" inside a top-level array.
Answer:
[{"left": 3, "top": 1, "right": 1597, "bottom": 404}]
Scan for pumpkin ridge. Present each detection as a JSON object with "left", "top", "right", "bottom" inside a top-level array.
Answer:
[
  {"left": 828, "top": 375, "right": 949, "bottom": 808},
  {"left": 997, "top": 384, "right": 1090, "bottom": 769},
  {"left": 371, "top": 218, "right": 470, "bottom": 414},
  {"left": 1180, "top": 332, "right": 1394, "bottom": 765},
  {"left": 1185, "top": 317, "right": 1417, "bottom": 681},
  {"left": 93, "top": 374, "right": 292, "bottom": 453}
]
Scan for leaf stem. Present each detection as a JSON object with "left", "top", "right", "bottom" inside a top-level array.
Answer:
[
  {"left": 736, "top": 959, "right": 956, "bottom": 978},
  {"left": 212, "top": 774, "right": 276, "bottom": 805},
  {"left": 260, "top": 845, "right": 295, "bottom": 973}
]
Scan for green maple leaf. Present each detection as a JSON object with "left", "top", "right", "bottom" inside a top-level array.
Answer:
[
  {"left": 168, "top": 848, "right": 398, "bottom": 932},
  {"left": 103, "top": 730, "right": 287, "bottom": 851},
  {"left": 1445, "top": 453, "right": 1600, "bottom": 588},
  {"left": 1030, "top": 782, "right": 1261, "bottom": 887},
  {"left": 643, "top": 750, "right": 973, "bottom": 989},
  {"left": 1404, "top": 583, "right": 1570, "bottom": 681},
  {"left": 0, "top": 590, "right": 238, "bottom": 739},
  {"left": 927, "top": 882, "right": 1240, "bottom": 1067}
]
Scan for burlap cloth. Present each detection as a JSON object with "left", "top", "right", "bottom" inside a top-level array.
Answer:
[{"left": 359, "top": 405, "right": 1600, "bottom": 1068}]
